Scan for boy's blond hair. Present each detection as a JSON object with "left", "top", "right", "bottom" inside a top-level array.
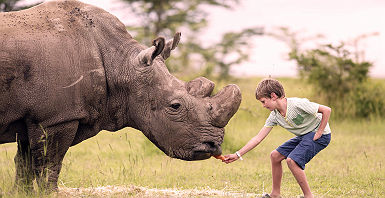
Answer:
[{"left": 255, "top": 78, "right": 285, "bottom": 100}]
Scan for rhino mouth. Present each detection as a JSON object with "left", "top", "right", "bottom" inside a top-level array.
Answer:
[{"left": 191, "top": 141, "right": 222, "bottom": 160}]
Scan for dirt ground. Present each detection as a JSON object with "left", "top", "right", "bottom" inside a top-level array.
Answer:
[{"left": 57, "top": 185, "right": 262, "bottom": 197}]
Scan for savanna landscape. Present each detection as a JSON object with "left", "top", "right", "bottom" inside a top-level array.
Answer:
[
  {"left": 1, "top": 77, "right": 384, "bottom": 197},
  {"left": 1, "top": 0, "right": 385, "bottom": 197}
]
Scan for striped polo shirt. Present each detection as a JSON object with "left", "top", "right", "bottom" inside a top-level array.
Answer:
[{"left": 264, "top": 97, "right": 331, "bottom": 136}]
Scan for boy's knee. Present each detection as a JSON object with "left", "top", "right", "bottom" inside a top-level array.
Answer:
[
  {"left": 286, "top": 157, "right": 297, "bottom": 167},
  {"left": 270, "top": 150, "right": 284, "bottom": 162}
]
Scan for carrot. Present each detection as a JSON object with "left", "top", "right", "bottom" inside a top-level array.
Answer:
[{"left": 213, "top": 155, "right": 226, "bottom": 161}]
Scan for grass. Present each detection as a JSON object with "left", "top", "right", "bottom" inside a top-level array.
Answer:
[{"left": 1, "top": 77, "right": 384, "bottom": 197}]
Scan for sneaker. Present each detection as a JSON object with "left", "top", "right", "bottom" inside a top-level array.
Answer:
[{"left": 261, "top": 194, "right": 282, "bottom": 198}]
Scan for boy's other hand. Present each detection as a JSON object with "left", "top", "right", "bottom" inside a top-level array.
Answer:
[
  {"left": 223, "top": 154, "right": 239, "bottom": 164},
  {"left": 313, "top": 132, "right": 322, "bottom": 141}
]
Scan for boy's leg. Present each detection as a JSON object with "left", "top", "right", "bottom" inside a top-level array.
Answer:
[
  {"left": 286, "top": 132, "right": 331, "bottom": 198},
  {"left": 270, "top": 136, "right": 303, "bottom": 197},
  {"left": 270, "top": 150, "right": 286, "bottom": 197},
  {"left": 287, "top": 158, "right": 313, "bottom": 198}
]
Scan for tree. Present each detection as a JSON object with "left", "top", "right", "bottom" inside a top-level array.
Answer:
[
  {"left": 122, "top": 0, "right": 239, "bottom": 43},
  {"left": 121, "top": 0, "right": 264, "bottom": 79},
  {"left": 0, "top": 0, "right": 41, "bottom": 12},
  {"left": 194, "top": 28, "right": 264, "bottom": 80},
  {"left": 0, "top": 0, "right": 17, "bottom": 12}
]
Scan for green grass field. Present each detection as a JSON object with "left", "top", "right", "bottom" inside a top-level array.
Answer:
[{"left": 1, "top": 77, "right": 384, "bottom": 197}]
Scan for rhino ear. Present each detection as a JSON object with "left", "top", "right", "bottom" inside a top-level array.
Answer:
[
  {"left": 162, "top": 32, "right": 181, "bottom": 60},
  {"left": 137, "top": 37, "right": 165, "bottom": 66},
  {"left": 152, "top": 37, "right": 165, "bottom": 60}
]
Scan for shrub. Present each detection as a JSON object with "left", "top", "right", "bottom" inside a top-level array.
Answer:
[
  {"left": 271, "top": 28, "right": 381, "bottom": 119},
  {"left": 352, "top": 81, "right": 385, "bottom": 118}
]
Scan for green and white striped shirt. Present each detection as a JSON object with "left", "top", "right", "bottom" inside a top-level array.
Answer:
[{"left": 264, "top": 97, "right": 331, "bottom": 136}]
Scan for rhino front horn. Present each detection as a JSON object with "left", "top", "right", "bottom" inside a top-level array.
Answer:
[{"left": 210, "top": 84, "right": 242, "bottom": 128}]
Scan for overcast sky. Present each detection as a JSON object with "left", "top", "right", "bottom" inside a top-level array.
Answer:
[
  {"left": 22, "top": 0, "right": 385, "bottom": 78},
  {"left": 202, "top": 0, "right": 385, "bottom": 78}
]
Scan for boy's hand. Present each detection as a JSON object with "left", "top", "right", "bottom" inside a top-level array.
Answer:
[
  {"left": 313, "top": 132, "right": 322, "bottom": 141},
  {"left": 223, "top": 154, "right": 239, "bottom": 164}
]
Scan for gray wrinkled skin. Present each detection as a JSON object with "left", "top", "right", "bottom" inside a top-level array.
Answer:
[{"left": 0, "top": 0, "right": 241, "bottom": 192}]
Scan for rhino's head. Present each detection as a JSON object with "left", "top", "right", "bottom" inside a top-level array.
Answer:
[{"left": 125, "top": 33, "right": 241, "bottom": 161}]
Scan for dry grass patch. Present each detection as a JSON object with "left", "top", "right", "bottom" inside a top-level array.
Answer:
[{"left": 57, "top": 185, "right": 261, "bottom": 197}]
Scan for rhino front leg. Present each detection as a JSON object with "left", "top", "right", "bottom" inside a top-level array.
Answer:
[{"left": 27, "top": 120, "right": 78, "bottom": 193}]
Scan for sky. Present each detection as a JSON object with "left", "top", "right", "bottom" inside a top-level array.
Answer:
[
  {"left": 202, "top": 0, "right": 385, "bottom": 78},
  {"left": 21, "top": 0, "right": 385, "bottom": 78}
]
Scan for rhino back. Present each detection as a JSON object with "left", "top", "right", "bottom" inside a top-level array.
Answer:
[{"left": 0, "top": 0, "right": 132, "bottom": 143}]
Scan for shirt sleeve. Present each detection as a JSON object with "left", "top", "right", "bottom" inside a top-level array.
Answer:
[
  {"left": 264, "top": 111, "right": 277, "bottom": 127},
  {"left": 297, "top": 98, "right": 319, "bottom": 116}
]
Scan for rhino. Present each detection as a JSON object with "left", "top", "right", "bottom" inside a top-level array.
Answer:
[{"left": 0, "top": 0, "right": 241, "bottom": 192}]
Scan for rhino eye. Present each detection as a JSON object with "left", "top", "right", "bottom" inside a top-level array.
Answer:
[{"left": 170, "top": 103, "right": 181, "bottom": 110}]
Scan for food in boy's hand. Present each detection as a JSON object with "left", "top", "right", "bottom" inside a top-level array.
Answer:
[{"left": 213, "top": 155, "right": 226, "bottom": 161}]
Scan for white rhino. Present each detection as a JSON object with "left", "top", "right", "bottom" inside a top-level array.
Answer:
[{"left": 0, "top": 0, "right": 241, "bottom": 192}]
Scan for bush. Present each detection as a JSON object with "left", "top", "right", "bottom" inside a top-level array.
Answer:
[
  {"left": 292, "top": 43, "right": 371, "bottom": 97},
  {"left": 271, "top": 28, "right": 382, "bottom": 119},
  {"left": 291, "top": 43, "right": 377, "bottom": 118},
  {"left": 352, "top": 81, "right": 385, "bottom": 118}
]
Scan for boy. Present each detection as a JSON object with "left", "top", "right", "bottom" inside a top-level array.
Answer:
[{"left": 223, "top": 78, "right": 331, "bottom": 198}]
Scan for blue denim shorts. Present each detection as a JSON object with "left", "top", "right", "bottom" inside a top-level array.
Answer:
[{"left": 276, "top": 132, "right": 331, "bottom": 170}]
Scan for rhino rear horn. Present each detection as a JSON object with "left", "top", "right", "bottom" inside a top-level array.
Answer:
[
  {"left": 162, "top": 32, "right": 181, "bottom": 60},
  {"left": 186, "top": 77, "right": 214, "bottom": 98},
  {"left": 137, "top": 37, "right": 165, "bottom": 66}
]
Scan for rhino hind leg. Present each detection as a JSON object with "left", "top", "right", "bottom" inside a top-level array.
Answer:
[
  {"left": 14, "top": 136, "right": 35, "bottom": 193},
  {"left": 25, "top": 119, "right": 78, "bottom": 193},
  {"left": 8, "top": 120, "right": 34, "bottom": 193}
]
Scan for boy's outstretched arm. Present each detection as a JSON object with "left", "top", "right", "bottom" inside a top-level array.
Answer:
[
  {"left": 313, "top": 104, "right": 332, "bottom": 140},
  {"left": 223, "top": 126, "right": 273, "bottom": 163}
]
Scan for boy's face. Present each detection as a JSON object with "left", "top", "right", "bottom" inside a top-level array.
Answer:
[
  {"left": 258, "top": 97, "right": 275, "bottom": 111},
  {"left": 258, "top": 93, "right": 279, "bottom": 111}
]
